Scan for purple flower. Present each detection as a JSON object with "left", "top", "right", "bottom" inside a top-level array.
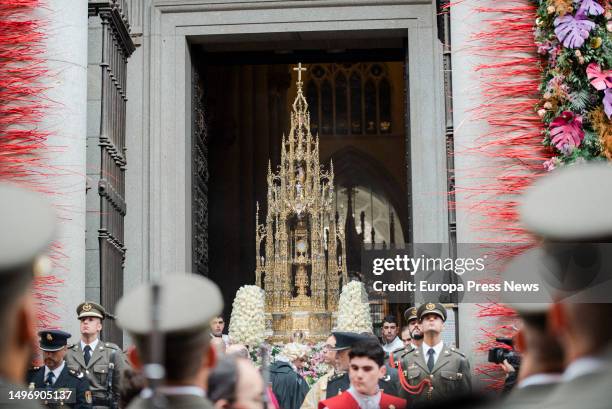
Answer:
[
  {"left": 554, "top": 11, "right": 596, "bottom": 48},
  {"left": 576, "top": 0, "right": 605, "bottom": 16},
  {"left": 543, "top": 157, "right": 560, "bottom": 171},
  {"left": 604, "top": 88, "right": 612, "bottom": 119}
]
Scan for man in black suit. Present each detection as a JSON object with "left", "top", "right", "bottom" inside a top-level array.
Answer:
[{"left": 27, "top": 330, "right": 92, "bottom": 409}]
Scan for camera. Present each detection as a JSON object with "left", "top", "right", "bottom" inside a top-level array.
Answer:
[{"left": 488, "top": 337, "right": 521, "bottom": 369}]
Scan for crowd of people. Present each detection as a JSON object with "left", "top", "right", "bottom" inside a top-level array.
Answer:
[{"left": 2, "top": 162, "right": 612, "bottom": 409}]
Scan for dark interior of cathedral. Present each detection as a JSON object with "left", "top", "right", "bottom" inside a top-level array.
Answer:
[{"left": 190, "top": 35, "right": 412, "bottom": 333}]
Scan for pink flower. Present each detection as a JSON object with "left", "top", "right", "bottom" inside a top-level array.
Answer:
[{"left": 549, "top": 111, "right": 585, "bottom": 152}]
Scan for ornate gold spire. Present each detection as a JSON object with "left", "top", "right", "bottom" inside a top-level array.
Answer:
[{"left": 255, "top": 64, "right": 348, "bottom": 341}]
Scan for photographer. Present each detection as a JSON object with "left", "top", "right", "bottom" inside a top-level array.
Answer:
[{"left": 488, "top": 337, "right": 521, "bottom": 394}]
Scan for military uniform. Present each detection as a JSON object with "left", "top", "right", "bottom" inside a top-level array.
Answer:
[
  {"left": 509, "top": 163, "right": 612, "bottom": 409},
  {"left": 0, "top": 184, "right": 58, "bottom": 409},
  {"left": 64, "top": 302, "right": 128, "bottom": 409},
  {"left": 27, "top": 330, "right": 93, "bottom": 409},
  {"left": 403, "top": 307, "right": 418, "bottom": 324},
  {"left": 116, "top": 273, "right": 224, "bottom": 409},
  {"left": 397, "top": 303, "right": 471, "bottom": 405},
  {"left": 325, "top": 372, "right": 399, "bottom": 399},
  {"left": 27, "top": 366, "right": 92, "bottom": 409}
]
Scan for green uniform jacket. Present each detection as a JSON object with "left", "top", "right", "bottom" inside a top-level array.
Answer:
[
  {"left": 65, "top": 341, "right": 129, "bottom": 408},
  {"left": 397, "top": 342, "right": 471, "bottom": 404},
  {"left": 539, "top": 370, "right": 612, "bottom": 409},
  {"left": 125, "top": 395, "right": 214, "bottom": 409},
  {"left": 496, "top": 382, "right": 558, "bottom": 409}
]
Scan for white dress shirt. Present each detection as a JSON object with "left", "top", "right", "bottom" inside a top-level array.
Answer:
[
  {"left": 44, "top": 361, "right": 65, "bottom": 385},
  {"left": 382, "top": 336, "right": 404, "bottom": 354},
  {"left": 421, "top": 340, "right": 444, "bottom": 367},
  {"left": 81, "top": 338, "right": 99, "bottom": 352}
]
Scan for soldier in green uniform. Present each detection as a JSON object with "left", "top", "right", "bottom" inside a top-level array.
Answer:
[
  {"left": 64, "top": 302, "right": 129, "bottom": 409},
  {"left": 389, "top": 306, "right": 421, "bottom": 370},
  {"left": 116, "top": 273, "right": 224, "bottom": 409},
  {"left": 0, "top": 184, "right": 57, "bottom": 409},
  {"left": 404, "top": 307, "right": 423, "bottom": 349},
  {"left": 508, "top": 163, "right": 612, "bottom": 409},
  {"left": 397, "top": 303, "right": 471, "bottom": 405}
]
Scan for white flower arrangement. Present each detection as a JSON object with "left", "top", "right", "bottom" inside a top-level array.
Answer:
[
  {"left": 228, "top": 285, "right": 266, "bottom": 347},
  {"left": 335, "top": 281, "right": 373, "bottom": 333}
]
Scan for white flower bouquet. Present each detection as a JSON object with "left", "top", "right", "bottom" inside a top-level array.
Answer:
[
  {"left": 228, "top": 285, "right": 266, "bottom": 347},
  {"left": 335, "top": 281, "right": 373, "bottom": 333}
]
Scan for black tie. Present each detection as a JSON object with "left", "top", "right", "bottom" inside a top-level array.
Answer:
[
  {"left": 83, "top": 345, "right": 92, "bottom": 365},
  {"left": 45, "top": 371, "right": 55, "bottom": 387},
  {"left": 427, "top": 348, "right": 435, "bottom": 372}
]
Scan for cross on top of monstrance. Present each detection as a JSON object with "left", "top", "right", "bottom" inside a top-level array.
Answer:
[{"left": 293, "top": 62, "right": 307, "bottom": 86}]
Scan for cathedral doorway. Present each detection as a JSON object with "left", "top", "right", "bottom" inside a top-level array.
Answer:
[
  {"left": 190, "top": 35, "right": 413, "bottom": 323},
  {"left": 139, "top": 2, "right": 450, "bottom": 335}
]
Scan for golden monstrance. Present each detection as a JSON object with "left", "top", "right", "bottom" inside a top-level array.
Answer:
[{"left": 255, "top": 63, "right": 348, "bottom": 342}]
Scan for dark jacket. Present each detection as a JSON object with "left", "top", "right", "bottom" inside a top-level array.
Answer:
[
  {"left": 325, "top": 372, "right": 399, "bottom": 398},
  {"left": 27, "top": 365, "right": 92, "bottom": 409},
  {"left": 269, "top": 361, "right": 309, "bottom": 409}
]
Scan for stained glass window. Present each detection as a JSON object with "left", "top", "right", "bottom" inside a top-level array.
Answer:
[
  {"left": 321, "top": 80, "right": 333, "bottom": 135},
  {"left": 304, "top": 63, "right": 391, "bottom": 136},
  {"left": 335, "top": 73, "right": 348, "bottom": 134},
  {"left": 350, "top": 72, "right": 362, "bottom": 134}
]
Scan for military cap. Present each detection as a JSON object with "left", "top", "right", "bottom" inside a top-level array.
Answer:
[
  {"left": 0, "top": 183, "right": 56, "bottom": 272},
  {"left": 116, "top": 273, "right": 223, "bottom": 336},
  {"left": 417, "top": 302, "right": 447, "bottom": 321},
  {"left": 403, "top": 306, "right": 419, "bottom": 323},
  {"left": 76, "top": 301, "right": 106, "bottom": 320},
  {"left": 520, "top": 162, "right": 612, "bottom": 241},
  {"left": 331, "top": 332, "right": 372, "bottom": 351},
  {"left": 38, "top": 329, "right": 71, "bottom": 352}
]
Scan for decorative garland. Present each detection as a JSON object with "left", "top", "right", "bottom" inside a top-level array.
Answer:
[
  {"left": 446, "top": 0, "right": 610, "bottom": 392},
  {"left": 535, "top": 0, "right": 612, "bottom": 167}
]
